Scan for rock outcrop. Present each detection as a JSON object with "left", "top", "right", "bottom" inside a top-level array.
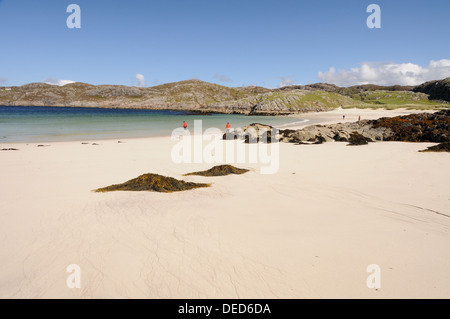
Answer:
[
  {"left": 223, "top": 123, "right": 277, "bottom": 143},
  {"left": 279, "top": 110, "right": 449, "bottom": 146},
  {"left": 280, "top": 121, "right": 391, "bottom": 144},
  {"left": 347, "top": 132, "right": 372, "bottom": 146},
  {"left": 413, "top": 78, "right": 450, "bottom": 103},
  {"left": 372, "top": 110, "right": 450, "bottom": 142}
]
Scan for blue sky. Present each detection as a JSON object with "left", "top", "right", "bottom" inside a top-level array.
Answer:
[{"left": 0, "top": 0, "right": 449, "bottom": 88}]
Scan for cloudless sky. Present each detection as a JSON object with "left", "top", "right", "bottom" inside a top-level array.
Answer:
[{"left": 0, "top": 0, "right": 449, "bottom": 87}]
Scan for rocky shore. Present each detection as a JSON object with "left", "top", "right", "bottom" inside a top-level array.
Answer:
[{"left": 226, "top": 110, "right": 450, "bottom": 151}]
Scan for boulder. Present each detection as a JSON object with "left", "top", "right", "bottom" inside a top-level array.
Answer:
[{"left": 347, "top": 132, "right": 372, "bottom": 146}]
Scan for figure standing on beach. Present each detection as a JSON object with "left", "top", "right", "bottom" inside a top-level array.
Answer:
[
  {"left": 183, "top": 121, "right": 187, "bottom": 130},
  {"left": 343, "top": 115, "right": 345, "bottom": 120},
  {"left": 226, "top": 122, "right": 231, "bottom": 133},
  {"left": 358, "top": 116, "right": 361, "bottom": 121}
]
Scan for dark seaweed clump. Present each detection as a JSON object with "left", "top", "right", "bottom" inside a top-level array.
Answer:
[
  {"left": 184, "top": 165, "right": 249, "bottom": 177},
  {"left": 95, "top": 173, "right": 210, "bottom": 193},
  {"left": 372, "top": 110, "right": 449, "bottom": 142},
  {"left": 419, "top": 142, "right": 450, "bottom": 153},
  {"left": 347, "top": 132, "right": 373, "bottom": 146}
]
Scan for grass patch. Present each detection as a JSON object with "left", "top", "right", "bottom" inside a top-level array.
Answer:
[
  {"left": 256, "top": 90, "right": 357, "bottom": 110},
  {"left": 350, "top": 90, "right": 448, "bottom": 109}
]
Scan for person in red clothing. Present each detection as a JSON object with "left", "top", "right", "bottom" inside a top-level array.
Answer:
[
  {"left": 183, "top": 121, "right": 187, "bottom": 129},
  {"left": 226, "top": 122, "right": 231, "bottom": 133},
  {"left": 358, "top": 116, "right": 361, "bottom": 121}
]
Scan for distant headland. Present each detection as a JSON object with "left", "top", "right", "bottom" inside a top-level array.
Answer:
[{"left": 1, "top": 78, "right": 448, "bottom": 115}]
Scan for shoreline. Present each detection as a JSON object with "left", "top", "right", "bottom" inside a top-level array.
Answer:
[
  {"left": 1, "top": 107, "right": 449, "bottom": 298},
  {"left": 279, "top": 107, "right": 439, "bottom": 130},
  {"left": 0, "top": 107, "right": 438, "bottom": 145}
]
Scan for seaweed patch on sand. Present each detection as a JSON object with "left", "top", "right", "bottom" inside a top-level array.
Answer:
[
  {"left": 419, "top": 142, "right": 450, "bottom": 153},
  {"left": 184, "top": 165, "right": 249, "bottom": 177},
  {"left": 95, "top": 173, "right": 210, "bottom": 193}
]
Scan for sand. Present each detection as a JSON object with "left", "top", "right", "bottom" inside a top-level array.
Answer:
[
  {"left": 0, "top": 108, "right": 449, "bottom": 298},
  {"left": 277, "top": 107, "right": 439, "bottom": 130}
]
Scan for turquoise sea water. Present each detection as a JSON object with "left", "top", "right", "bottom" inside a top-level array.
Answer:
[{"left": 0, "top": 106, "right": 307, "bottom": 143}]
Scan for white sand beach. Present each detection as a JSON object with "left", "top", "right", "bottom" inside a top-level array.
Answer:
[
  {"left": 279, "top": 107, "right": 438, "bottom": 130},
  {"left": 0, "top": 108, "right": 449, "bottom": 298}
]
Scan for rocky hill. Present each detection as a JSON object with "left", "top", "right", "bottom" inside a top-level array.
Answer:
[
  {"left": 278, "top": 82, "right": 414, "bottom": 95},
  {"left": 0, "top": 78, "right": 448, "bottom": 115},
  {"left": 412, "top": 77, "right": 450, "bottom": 102}
]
